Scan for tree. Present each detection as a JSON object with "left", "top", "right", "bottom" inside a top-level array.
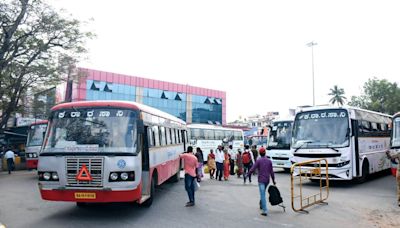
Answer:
[
  {"left": 0, "top": 0, "right": 93, "bottom": 128},
  {"left": 348, "top": 78, "right": 400, "bottom": 115},
  {"left": 328, "top": 85, "right": 347, "bottom": 106}
]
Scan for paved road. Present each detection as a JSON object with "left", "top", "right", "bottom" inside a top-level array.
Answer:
[{"left": 0, "top": 169, "right": 399, "bottom": 228}]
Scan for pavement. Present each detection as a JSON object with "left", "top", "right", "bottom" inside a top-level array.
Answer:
[{"left": 0, "top": 169, "right": 399, "bottom": 228}]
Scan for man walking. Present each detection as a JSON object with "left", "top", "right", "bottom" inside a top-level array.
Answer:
[
  {"left": 242, "top": 145, "right": 254, "bottom": 183},
  {"left": 5, "top": 147, "right": 16, "bottom": 174},
  {"left": 247, "top": 147, "right": 276, "bottom": 216},
  {"left": 179, "top": 146, "right": 199, "bottom": 207},
  {"left": 215, "top": 145, "right": 225, "bottom": 181},
  {"left": 228, "top": 145, "right": 236, "bottom": 175},
  {"left": 387, "top": 150, "right": 400, "bottom": 207}
]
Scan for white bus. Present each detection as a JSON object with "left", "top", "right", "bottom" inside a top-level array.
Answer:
[
  {"left": 26, "top": 120, "right": 48, "bottom": 169},
  {"left": 390, "top": 112, "right": 400, "bottom": 151},
  {"left": 247, "top": 135, "right": 268, "bottom": 149},
  {"left": 188, "top": 124, "right": 244, "bottom": 161},
  {"left": 38, "top": 100, "right": 188, "bottom": 207},
  {"left": 291, "top": 106, "right": 391, "bottom": 181},
  {"left": 266, "top": 118, "right": 293, "bottom": 171}
]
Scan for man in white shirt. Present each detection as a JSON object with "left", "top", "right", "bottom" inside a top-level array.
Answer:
[
  {"left": 5, "top": 147, "right": 15, "bottom": 174},
  {"left": 215, "top": 145, "right": 225, "bottom": 181}
]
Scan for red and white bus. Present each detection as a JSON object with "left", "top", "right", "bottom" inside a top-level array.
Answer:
[
  {"left": 26, "top": 120, "right": 48, "bottom": 169},
  {"left": 38, "top": 100, "right": 188, "bottom": 207}
]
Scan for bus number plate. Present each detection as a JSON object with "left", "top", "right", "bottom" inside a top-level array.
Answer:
[{"left": 74, "top": 192, "right": 96, "bottom": 199}]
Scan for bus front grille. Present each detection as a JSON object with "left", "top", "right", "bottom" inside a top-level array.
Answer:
[{"left": 65, "top": 157, "right": 104, "bottom": 187}]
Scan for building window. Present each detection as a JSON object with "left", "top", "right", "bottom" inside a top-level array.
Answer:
[
  {"left": 90, "top": 81, "right": 100, "bottom": 91},
  {"left": 104, "top": 83, "right": 113, "bottom": 92}
]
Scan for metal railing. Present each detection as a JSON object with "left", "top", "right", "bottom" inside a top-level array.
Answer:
[{"left": 290, "top": 159, "right": 329, "bottom": 213}]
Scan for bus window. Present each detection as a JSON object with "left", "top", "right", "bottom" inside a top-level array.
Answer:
[
  {"left": 160, "top": 127, "right": 166, "bottom": 146},
  {"left": 214, "top": 130, "right": 224, "bottom": 140},
  {"left": 171, "top": 129, "right": 176, "bottom": 144},
  {"left": 234, "top": 131, "right": 243, "bottom": 140},
  {"left": 224, "top": 131, "right": 234, "bottom": 140},
  {"left": 166, "top": 127, "right": 171, "bottom": 145},
  {"left": 147, "top": 127, "right": 153, "bottom": 147},
  {"left": 152, "top": 125, "right": 160, "bottom": 146},
  {"left": 371, "top": 122, "right": 378, "bottom": 131},
  {"left": 177, "top": 130, "right": 181, "bottom": 143},
  {"left": 190, "top": 128, "right": 205, "bottom": 140},
  {"left": 169, "top": 128, "right": 173, "bottom": 144},
  {"left": 204, "top": 129, "right": 214, "bottom": 140}
]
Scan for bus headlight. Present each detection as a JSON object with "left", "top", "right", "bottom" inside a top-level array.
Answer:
[
  {"left": 43, "top": 172, "right": 51, "bottom": 180},
  {"left": 52, "top": 172, "right": 59, "bottom": 180},
  {"left": 120, "top": 172, "right": 129, "bottom": 180},
  {"left": 33, "top": 153, "right": 38, "bottom": 158},
  {"left": 110, "top": 172, "right": 118, "bottom": 181},
  {"left": 28, "top": 153, "right": 33, "bottom": 158}
]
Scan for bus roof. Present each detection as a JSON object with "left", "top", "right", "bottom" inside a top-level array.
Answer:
[
  {"left": 51, "top": 100, "right": 186, "bottom": 125},
  {"left": 296, "top": 105, "right": 392, "bottom": 124},
  {"left": 394, "top": 112, "right": 400, "bottom": 118},
  {"left": 187, "top": 124, "right": 242, "bottom": 132},
  {"left": 30, "top": 120, "right": 48, "bottom": 126}
]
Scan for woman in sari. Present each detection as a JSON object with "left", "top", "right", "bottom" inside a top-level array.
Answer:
[
  {"left": 223, "top": 149, "right": 230, "bottom": 180},
  {"left": 207, "top": 149, "right": 216, "bottom": 179},
  {"left": 195, "top": 147, "right": 204, "bottom": 180}
]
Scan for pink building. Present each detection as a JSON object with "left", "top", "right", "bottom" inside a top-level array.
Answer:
[{"left": 69, "top": 68, "right": 226, "bottom": 124}]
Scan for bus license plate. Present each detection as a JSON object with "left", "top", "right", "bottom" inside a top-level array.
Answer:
[
  {"left": 277, "top": 162, "right": 284, "bottom": 166},
  {"left": 74, "top": 192, "right": 96, "bottom": 199}
]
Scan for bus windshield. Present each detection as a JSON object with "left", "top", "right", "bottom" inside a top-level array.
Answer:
[
  {"left": 43, "top": 108, "right": 138, "bottom": 154},
  {"left": 392, "top": 117, "right": 400, "bottom": 148},
  {"left": 292, "top": 109, "right": 349, "bottom": 149},
  {"left": 267, "top": 121, "right": 292, "bottom": 150},
  {"left": 27, "top": 123, "right": 47, "bottom": 147}
]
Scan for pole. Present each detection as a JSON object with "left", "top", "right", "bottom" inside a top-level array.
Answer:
[
  {"left": 311, "top": 44, "right": 315, "bottom": 106},
  {"left": 306, "top": 41, "right": 317, "bottom": 106}
]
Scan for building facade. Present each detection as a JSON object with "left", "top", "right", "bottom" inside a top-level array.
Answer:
[{"left": 70, "top": 68, "right": 226, "bottom": 124}]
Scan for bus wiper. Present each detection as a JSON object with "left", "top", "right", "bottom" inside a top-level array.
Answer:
[
  {"left": 294, "top": 140, "right": 313, "bottom": 152},
  {"left": 327, "top": 146, "right": 339, "bottom": 152}
]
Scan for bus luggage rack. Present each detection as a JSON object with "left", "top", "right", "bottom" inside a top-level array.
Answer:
[{"left": 66, "top": 157, "right": 104, "bottom": 187}]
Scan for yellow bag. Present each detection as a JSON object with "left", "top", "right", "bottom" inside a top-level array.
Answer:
[{"left": 204, "top": 165, "right": 209, "bottom": 174}]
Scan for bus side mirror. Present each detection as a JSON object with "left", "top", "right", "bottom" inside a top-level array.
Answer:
[
  {"left": 346, "top": 128, "right": 351, "bottom": 137},
  {"left": 137, "top": 120, "right": 144, "bottom": 134}
]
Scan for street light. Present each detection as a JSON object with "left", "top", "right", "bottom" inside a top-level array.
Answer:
[{"left": 306, "top": 41, "right": 317, "bottom": 106}]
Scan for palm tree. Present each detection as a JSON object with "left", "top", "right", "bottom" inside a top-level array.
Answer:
[{"left": 328, "top": 85, "right": 347, "bottom": 106}]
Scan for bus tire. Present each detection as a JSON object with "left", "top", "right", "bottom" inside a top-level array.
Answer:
[
  {"left": 170, "top": 162, "right": 181, "bottom": 183},
  {"left": 171, "top": 169, "right": 180, "bottom": 183},
  {"left": 283, "top": 168, "right": 291, "bottom": 173},
  {"left": 141, "top": 175, "right": 156, "bottom": 208},
  {"left": 358, "top": 160, "right": 369, "bottom": 183}
]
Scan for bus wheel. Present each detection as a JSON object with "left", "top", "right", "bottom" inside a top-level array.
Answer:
[
  {"left": 358, "top": 160, "right": 369, "bottom": 183},
  {"left": 171, "top": 167, "right": 181, "bottom": 183},
  {"left": 141, "top": 175, "right": 156, "bottom": 208},
  {"left": 283, "top": 168, "right": 291, "bottom": 173}
]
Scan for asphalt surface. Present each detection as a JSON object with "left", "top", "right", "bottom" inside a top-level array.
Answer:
[{"left": 0, "top": 169, "right": 399, "bottom": 228}]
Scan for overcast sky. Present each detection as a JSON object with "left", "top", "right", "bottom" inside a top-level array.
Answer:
[{"left": 51, "top": 0, "right": 400, "bottom": 122}]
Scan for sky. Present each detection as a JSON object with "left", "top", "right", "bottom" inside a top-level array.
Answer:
[{"left": 50, "top": 0, "right": 400, "bottom": 122}]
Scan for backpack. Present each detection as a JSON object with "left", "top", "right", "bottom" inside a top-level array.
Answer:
[
  {"left": 268, "top": 185, "right": 283, "bottom": 206},
  {"left": 242, "top": 152, "right": 251, "bottom": 164}
]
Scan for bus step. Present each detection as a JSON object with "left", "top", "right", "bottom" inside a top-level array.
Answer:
[{"left": 139, "top": 194, "right": 151, "bottom": 204}]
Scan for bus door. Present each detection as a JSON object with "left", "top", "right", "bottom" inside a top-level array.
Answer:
[
  {"left": 182, "top": 129, "right": 187, "bottom": 151},
  {"left": 140, "top": 125, "right": 150, "bottom": 196},
  {"left": 351, "top": 119, "right": 360, "bottom": 177}
]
